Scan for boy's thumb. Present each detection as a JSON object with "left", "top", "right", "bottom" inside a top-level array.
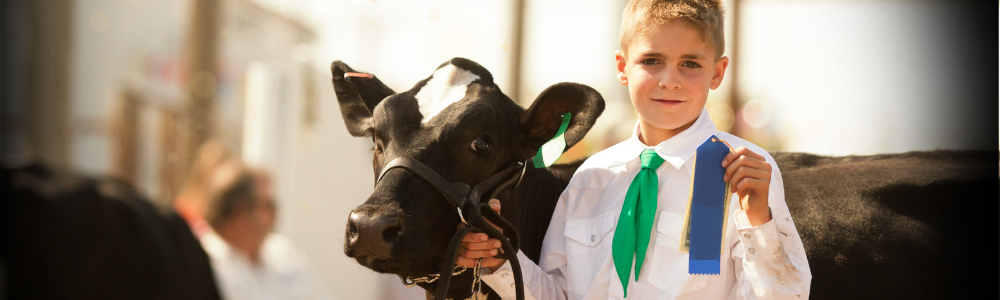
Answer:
[{"left": 489, "top": 199, "right": 501, "bottom": 212}]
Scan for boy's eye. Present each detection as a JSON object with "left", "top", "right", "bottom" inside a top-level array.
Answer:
[
  {"left": 640, "top": 58, "right": 659, "bottom": 66},
  {"left": 682, "top": 61, "right": 701, "bottom": 68}
]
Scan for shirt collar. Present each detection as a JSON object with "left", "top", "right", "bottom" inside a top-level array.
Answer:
[{"left": 609, "top": 108, "right": 718, "bottom": 170}]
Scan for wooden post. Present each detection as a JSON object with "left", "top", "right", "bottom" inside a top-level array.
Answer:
[
  {"left": 728, "top": 0, "right": 744, "bottom": 137},
  {"left": 18, "top": 0, "right": 74, "bottom": 168},
  {"left": 185, "top": 0, "right": 222, "bottom": 164},
  {"left": 160, "top": 107, "right": 187, "bottom": 203},
  {"left": 509, "top": 0, "right": 525, "bottom": 104},
  {"left": 112, "top": 90, "right": 139, "bottom": 185}
]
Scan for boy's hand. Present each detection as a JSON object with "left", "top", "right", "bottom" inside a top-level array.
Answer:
[
  {"left": 721, "top": 147, "right": 772, "bottom": 226},
  {"left": 455, "top": 199, "right": 507, "bottom": 272}
]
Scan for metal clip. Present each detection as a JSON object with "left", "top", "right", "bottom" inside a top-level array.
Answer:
[{"left": 457, "top": 207, "right": 470, "bottom": 226}]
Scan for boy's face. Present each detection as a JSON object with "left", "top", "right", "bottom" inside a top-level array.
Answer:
[{"left": 616, "top": 20, "right": 728, "bottom": 144}]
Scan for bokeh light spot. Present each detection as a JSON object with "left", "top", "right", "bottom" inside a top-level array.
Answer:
[
  {"left": 428, "top": 8, "right": 441, "bottom": 22},
  {"left": 743, "top": 99, "right": 772, "bottom": 129}
]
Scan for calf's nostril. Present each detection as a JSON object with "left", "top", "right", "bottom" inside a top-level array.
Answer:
[
  {"left": 347, "top": 219, "right": 359, "bottom": 243},
  {"left": 381, "top": 221, "right": 402, "bottom": 243}
]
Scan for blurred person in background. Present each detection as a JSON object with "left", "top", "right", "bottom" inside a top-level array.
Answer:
[
  {"left": 176, "top": 140, "right": 234, "bottom": 237},
  {"left": 200, "top": 160, "right": 333, "bottom": 300}
]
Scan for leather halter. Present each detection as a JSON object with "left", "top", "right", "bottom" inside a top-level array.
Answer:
[{"left": 377, "top": 157, "right": 528, "bottom": 300}]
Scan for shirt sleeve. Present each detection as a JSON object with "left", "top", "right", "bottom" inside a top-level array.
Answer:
[
  {"left": 729, "top": 165, "right": 812, "bottom": 300},
  {"left": 480, "top": 188, "right": 573, "bottom": 300}
]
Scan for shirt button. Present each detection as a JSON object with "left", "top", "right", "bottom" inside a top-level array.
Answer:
[
  {"left": 501, "top": 272, "right": 509, "bottom": 279},
  {"left": 590, "top": 235, "right": 596, "bottom": 242},
  {"left": 748, "top": 247, "right": 756, "bottom": 254},
  {"left": 510, "top": 283, "right": 515, "bottom": 289},
  {"left": 743, "top": 233, "right": 750, "bottom": 239}
]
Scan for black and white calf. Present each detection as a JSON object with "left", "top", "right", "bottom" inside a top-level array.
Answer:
[{"left": 333, "top": 57, "right": 604, "bottom": 300}]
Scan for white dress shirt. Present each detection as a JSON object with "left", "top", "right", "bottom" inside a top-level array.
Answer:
[
  {"left": 481, "top": 109, "right": 811, "bottom": 300},
  {"left": 201, "top": 231, "right": 334, "bottom": 300}
]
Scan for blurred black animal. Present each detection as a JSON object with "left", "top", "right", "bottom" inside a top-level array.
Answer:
[
  {"left": 773, "top": 150, "right": 997, "bottom": 299},
  {"left": 1, "top": 163, "right": 220, "bottom": 300}
]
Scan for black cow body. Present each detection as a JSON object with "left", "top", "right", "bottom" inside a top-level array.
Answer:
[
  {"left": 774, "top": 150, "right": 996, "bottom": 300},
  {"left": 333, "top": 57, "right": 998, "bottom": 299},
  {"left": 1, "top": 164, "right": 221, "bottom": 300}
]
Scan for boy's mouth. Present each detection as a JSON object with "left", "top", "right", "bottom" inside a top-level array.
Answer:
[{"left": 653, "top": 99, "right": 684, "bottom": 105}]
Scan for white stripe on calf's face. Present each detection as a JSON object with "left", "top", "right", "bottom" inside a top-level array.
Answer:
[{"left": 414, "top": 64, "right": 481, "bottom": 124}]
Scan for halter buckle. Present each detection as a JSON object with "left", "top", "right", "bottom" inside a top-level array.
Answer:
[{"left": 457, "top": 206, "right": 470, "bottom": 226}]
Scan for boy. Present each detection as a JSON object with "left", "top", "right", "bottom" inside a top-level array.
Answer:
[{"left": 458, "top": 0, "right": 811, "bottom": 299}]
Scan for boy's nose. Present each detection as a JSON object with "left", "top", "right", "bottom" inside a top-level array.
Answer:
[{"left": 658, "top": 70, "right": 682, "bottom": 90}]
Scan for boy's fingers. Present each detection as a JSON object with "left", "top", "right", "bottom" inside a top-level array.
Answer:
[
  {"left": 734, "top": 177, "right": 769, "bottom": 199},
  {"left": 722, "top": 147, "right": 765, "bottom": 167},
  {"left": 727, "top": 165, "right": 770, "bottom": 189},
  {"left": 461, "top": 247, "right": 499, "bottom": 260},
  {"left": 489, "top": 199, "right": 501, "bottom": 213},
  {"left": 724, "top": 158, "right": 770, "bottom": 182},
  {"left": 456, "top": 256, "right": 479, "bottom": 268},
  {"left": 732, "top": 171, "right": 769, "bottom": 194},
  {"left": 461, "top": 232, "right": 490, "bottom": 243},
  {"left": 722, "top": 153, "right": 761, "bottom": 174},
  {"left": 733, "top": 147, "right": 765, "bottom": 160},
  {"left": 463, "top": 239, "right": 503, "bottom": 251},
  {"left": 485, "top": 199, "right": 504, "bottom": 233}
]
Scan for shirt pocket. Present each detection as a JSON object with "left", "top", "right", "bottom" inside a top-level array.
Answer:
[
  {"left": 563, "top": 210, "right": 617, "bottom": 296},
  {"left": 647, "top": 212, "right": 708, "bottom": 296}
]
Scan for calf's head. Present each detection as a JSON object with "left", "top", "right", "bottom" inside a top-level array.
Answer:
[{"left": 333, "top": 58, "right": 603, "bottom": 295}]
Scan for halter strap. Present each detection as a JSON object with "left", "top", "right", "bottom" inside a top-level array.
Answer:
[
  {"left": 376, "top": 157, "right": 527, "bottom": 300},
  {"left": 378, "top": 157, "right": 471, "bottom": 208}
]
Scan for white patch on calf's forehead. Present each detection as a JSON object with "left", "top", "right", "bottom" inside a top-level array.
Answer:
[{"left": 415, "top": 64, "right": 481, "bottom": 124}]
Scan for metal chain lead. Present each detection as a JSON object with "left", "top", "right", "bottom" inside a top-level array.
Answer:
[
  {"left": 399, "top": 265, "right": 469, "bottom": 287},
  {"left": 471, "top": 259, "right": 484, "bottom": 300}
]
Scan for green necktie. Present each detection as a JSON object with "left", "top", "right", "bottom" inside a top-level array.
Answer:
[{"left": 612, "top": 149, "right": 664, "bottom": 296}]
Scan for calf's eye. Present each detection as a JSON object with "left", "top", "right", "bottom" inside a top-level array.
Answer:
[{"left": 471, "top": 137, "right": 490, "bottom": 153}]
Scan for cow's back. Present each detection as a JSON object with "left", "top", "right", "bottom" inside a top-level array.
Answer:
[
  {"left": 773, "top": 150, "right": 996, "bottom": 299},
  {"left": 1, "top": 164, "right": 221, "bottom": 300}
]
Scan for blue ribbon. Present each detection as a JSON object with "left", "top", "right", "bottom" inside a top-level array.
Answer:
[{"left": 688, "top": 135, "right": 731, "bottom": 275}]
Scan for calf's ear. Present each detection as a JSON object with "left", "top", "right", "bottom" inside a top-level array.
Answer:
[
  {"left": 519, "top": 82, "right": 605, "bottom": 160},
  {"left": 331, "top": 60, "right": 395, "bottom": 137}
]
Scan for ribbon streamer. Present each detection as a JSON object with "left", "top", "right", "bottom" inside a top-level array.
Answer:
[{"left": 685, "top": 135, "right": 732, "bottom": 275}]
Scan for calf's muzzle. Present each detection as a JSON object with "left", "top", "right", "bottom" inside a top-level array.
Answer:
[{"left": 345, "top": 208, "right": 403, "bottom": 258}]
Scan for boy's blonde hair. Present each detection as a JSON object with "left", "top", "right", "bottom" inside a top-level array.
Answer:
[{"left": 619, "top": 0, "right": 725, "bottom": 59}]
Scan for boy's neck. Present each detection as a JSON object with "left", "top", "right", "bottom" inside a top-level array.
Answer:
[{"left": 637, "top": 117, "right": 698, "bottom": 146}]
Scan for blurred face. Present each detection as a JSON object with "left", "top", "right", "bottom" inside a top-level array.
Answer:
[
  {"left": 616, "top": 20, "right": 728, "bottom": 145},
  {"left": 249, "top": 175, "right": 276, "bottom": 241}
]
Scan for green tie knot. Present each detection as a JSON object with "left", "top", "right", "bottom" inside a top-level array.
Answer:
[{"left": 640, "top": 149, "right": 664, "bottom": 170}]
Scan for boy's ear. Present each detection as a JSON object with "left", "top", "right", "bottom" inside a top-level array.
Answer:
[
  {"left": 518, "top": 82, "right": 605, "bottom": 160},
  {"left": 331, "top": 60, "right": 395, "bottom": 137},
  {"left": 710, "top": 56, "right": 729, "bottom": 90},
  {"left": 615, "top": 50, "right": 628, "bottom": 86}
]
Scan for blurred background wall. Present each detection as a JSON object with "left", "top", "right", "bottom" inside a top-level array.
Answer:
[{"left": 1, "top": 0, "right": 994, "bottom": 299}]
